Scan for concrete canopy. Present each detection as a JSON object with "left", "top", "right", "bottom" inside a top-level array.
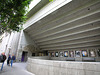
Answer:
[
  {"left": 27, "top": 0, "right": 50, "bottom": 19},
  {"left": 24, "top": 0, "right": 100, "bottom": 51}
]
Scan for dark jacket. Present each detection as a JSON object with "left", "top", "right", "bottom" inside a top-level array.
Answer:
[
  {"left": 11, "top": 56, "right": 16, "bottom": 60},
  {"left": 0, "top": 54, "right": 6, "bottom": 62},
  {"left": 0, "top": 55, "right": 3, "bottom": 62},
  {"left": 8, "top": 56, "right": 11, "bottom": 60}
]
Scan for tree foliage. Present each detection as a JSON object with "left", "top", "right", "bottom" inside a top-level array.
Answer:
[
  {"left": 49, "top": 0, "right": 53, "bottom": 1},
  {"left": 0, "top": 0, "right": 32, "bottom": 32}
]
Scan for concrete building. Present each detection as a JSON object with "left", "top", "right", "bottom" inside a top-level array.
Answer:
[
  {"left": 0, "top": 0, "right": 100, "bottom": 75},
  {"left": 21, "top": 0, "right": 100, "bottom": 62},
  {"left": 0, "top": 32, "right": 20, "bottom": 56}
]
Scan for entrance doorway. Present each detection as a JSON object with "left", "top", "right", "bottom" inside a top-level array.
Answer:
[{"left": 21, "top": 51, "right": 28, "bottom": 62}]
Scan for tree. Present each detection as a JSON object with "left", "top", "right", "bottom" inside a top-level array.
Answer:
[
  {"left": 49, "top": 0, "right": 53, "bottom": 1},
  {"left": 0, "top": 0, "right": 32, "bottom": 32}
]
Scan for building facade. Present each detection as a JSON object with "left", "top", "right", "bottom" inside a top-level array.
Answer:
[{"left": 0, "top": 0, "right": 100, "bottom": 62}]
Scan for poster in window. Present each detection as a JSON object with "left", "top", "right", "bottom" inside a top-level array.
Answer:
[
  {"left": 89, "top": 50, "right": 96, "bottom": 57},
  {"left": 75, "top": 50, "right": 81, "bottom": 57},
  {"left": 64, "top": 51, "right": 68, "bottom": 57},
  {"left": 97, "top": 49, "right": 100, "bottom": 56},
  {"left": 55, "top": 52, "right": 59, "bottom": 57},
  {"left": 48, "top": 52, "right": 51, "bottom": 56},
  {"left": 69, "top": 51, "right": 74, "bottom": 57},
  {"left": 82, "top": 50, "right": 88, "bottom": 57},
  {"left": 59, "top": 51, "right": 63, "bottom": 57},
  {"left": 39, "top": 53, "right": 42, "bottom": 56},
  {"left": 51, "top": 52, "right": 55, "bottom": 57}
]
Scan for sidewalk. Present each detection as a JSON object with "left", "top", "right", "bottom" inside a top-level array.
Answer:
[{"left": 0, "top": 62, "right": 35, "bottom": 75}]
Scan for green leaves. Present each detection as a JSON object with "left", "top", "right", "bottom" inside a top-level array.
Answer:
[
  {"left": 0, "top": 0, "right": 32, "bottom": 32},
  {"left": 49, "top": 0, "right": 53, "bottom": 1}
]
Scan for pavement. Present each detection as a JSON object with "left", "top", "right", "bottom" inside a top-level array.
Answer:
[{"left": 0, "top": 62, "right": 35, "bottom": 75}]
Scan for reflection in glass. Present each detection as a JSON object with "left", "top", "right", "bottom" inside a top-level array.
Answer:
[
  {"left": 59, "top": 51, "right": 63, "bottom": 57},
  {"left": 97, "top": 49, "right": 100, "bottom": 56},
  {"left": 82, "top": 50, "right": 88, "bottom": 57},
  {"left": 64, "top": 51, "right": 68, "bottom": 57},
  {"left": 55, "top": 52, "right": 59, "bottom": 57},
  {"left": 75, "top": 50, "right": 81, "bottom": 57},
  {"left": 89, "top": 50, "right": 96, "bottom": 57},
  {"left": 69, "top": 51, "right": 74, "bottom": 57}
]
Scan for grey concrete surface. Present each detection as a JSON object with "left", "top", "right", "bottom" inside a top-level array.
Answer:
[
  {"left": 27, "top": 57, "right": 100, "bottom": 75},
  {"left": 0, "top": 62, "right": 35, "bottom": 75}
]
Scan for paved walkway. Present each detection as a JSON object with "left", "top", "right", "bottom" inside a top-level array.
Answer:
[{"left": 0, "top": 62, "right": 35, "bottom": 75}]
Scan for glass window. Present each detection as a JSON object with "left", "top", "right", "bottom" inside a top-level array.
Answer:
[
  {"left": 97, "top": 49, "right": 100, "bottom": 56},
  {"left": 82, "top": 50, "right": 88, "bottom": 57},
  {"left": 64, "top": 51, "right": 68, "bottom": 57},
  {"left": 69, "top": 51, "right": 74, "bottom": 57},
  {"left": 48, "top": 52, "right": 51, "bottom": 56},
  {"left": 51, "top": 52, "right": 55, "bottom": 57},
  {"left": 75, "top": 50, "right": 81, "bottom": 57},
  {"left": 89, "top": 50, "right": 96, "bottom": 57},
  {"left": 55, "top": 52, "right": 59, "bottom": 57},
  {"left": 59, "top": 51, "right": 63, "bottom": 57}
]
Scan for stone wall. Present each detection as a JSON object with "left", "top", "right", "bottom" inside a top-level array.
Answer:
[
  {"left": 29, "top": 56, "right": 50, "bottom": 60},
  {"left": 27, "top": 57, "right": 100, "bottom": 75},
  {"left": 16, "top": 31, "right": 39, "bottom": 62}
]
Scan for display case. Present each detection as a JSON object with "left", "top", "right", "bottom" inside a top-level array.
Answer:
[
  {"left": 89, "top": 50, "right": 96, "bottom": 57},
  {"left": 59, "top": 51, "right": 63, "bottom": 57},
  {"left": 51, "top": 52, "right": 55, "bottom": 57},
  {"left": 64, "top": 51, "right": 68, "bottom": 57},
  {"left": 69, "top": 51, "right": 74, "bottom": 57},
  {"left": 97, "top": 49, "right": 100, "bottom": 56},
  {"left": 82, "top": 50, "right": 88, "bottom": 57},
  {"left": 48, "top": 52, "right": 51, "bottom": 56},
  {"left": 55, "top": 52, "right": 59, "bottom": 57},
  {"left": 75, "top": 50, "right": 81, "bottom": 57}
]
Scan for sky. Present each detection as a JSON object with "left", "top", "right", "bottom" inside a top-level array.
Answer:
[{"left": 29, "top": 0, "right": 41, "bottom": 11}]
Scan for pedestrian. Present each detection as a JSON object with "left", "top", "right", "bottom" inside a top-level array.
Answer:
[
  {"left": 0, "top": 54, "right": 3, "bottom": 62},
  {"left": 0, "top": 52, "right": 6, "bottom": 71},
  {"left": 7, "top": 54, "right": 11, "bottom": 66},
  {"left": 11, "top": 54, "right": 16, "bottom": 67}
]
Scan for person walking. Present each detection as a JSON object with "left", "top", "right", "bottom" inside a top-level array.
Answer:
[
  {"left": 0, "top": 53, "right": 3, "bottom": 62},
  {"left": 0, "top": 52, "right": 6, "bottom": 71},
  {"left": 7, "top": 54, "right": 11, "bottom": 66},
  {"left": 11, "top": 54, "right": 16, "bottom": 67}
]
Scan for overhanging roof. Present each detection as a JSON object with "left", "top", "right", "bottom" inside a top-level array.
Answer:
[
  {"left": 27, "top": 0, "right": 50, "bottom": 19},
  {"left": 24, "top": 0, "right": 100, "bottom": 51}
]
